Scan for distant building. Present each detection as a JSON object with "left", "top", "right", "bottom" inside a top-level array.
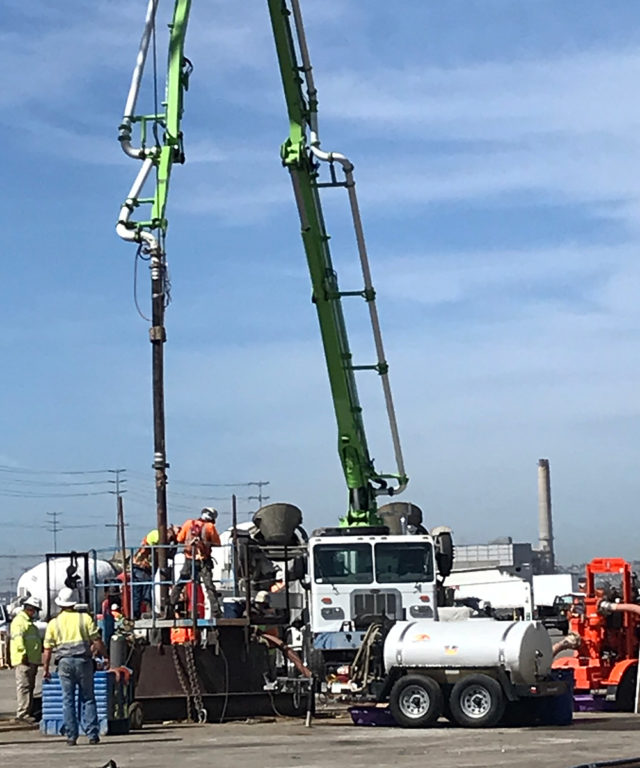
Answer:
[{"left": 453, "top": 540, "right": 535, "bottom": 582}]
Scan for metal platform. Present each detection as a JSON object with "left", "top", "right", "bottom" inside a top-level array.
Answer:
[{"left": 134, "top": 617, "right": 249, "bottom": 629}]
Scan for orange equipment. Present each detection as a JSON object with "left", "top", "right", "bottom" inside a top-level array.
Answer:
[
  {"left": 553, "top": 558, "right": 639, "bottom": 710},
  {"left": 170, "top": 582, "right": 205, "bottom": 645}
]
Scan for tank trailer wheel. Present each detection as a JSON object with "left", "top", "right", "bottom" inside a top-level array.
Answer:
[
  {"left": 389, "top": 675, "right": 443, "bottom": 728},
  {"left": 129, "top": 702, "right": 144, "bottom": 730},
  {"left": 449, "top": 674, "right": 505, "bottom": 728}
]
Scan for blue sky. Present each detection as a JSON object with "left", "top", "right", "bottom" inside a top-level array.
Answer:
[{"left": 2, "top": 0, "right": 640, "bottom": 588}]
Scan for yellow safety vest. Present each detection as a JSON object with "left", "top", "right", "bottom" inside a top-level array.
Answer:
[
  {"left": 44, "top": 610, "right": 100, "bottom": 662},
  {"left": 9, "top": 610, "right": 42, "bottom": 667}
]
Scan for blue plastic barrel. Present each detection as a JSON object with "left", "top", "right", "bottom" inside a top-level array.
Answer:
[{"left": 40, "top": 670, "right": 130, "bottom": 737}]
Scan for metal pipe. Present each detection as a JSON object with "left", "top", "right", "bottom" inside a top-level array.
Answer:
[
  {"left": 232, "top": 495, "right": 239, "bottom": 598},
  {"left": 119, "top": 0, "right": 160, "bottom": 159},
  {"left": 115, "top": 158, "right": 159, "bottom": 252},
  {"left": 290, "top": 0, "right": 407, "bottom": 495}
]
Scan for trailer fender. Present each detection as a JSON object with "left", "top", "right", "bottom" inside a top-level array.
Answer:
[
  {"left": 496, "top": 666, "right": 519, "bottom": 702},
  {"left": 605, "top": 658, "right": 637, "bottom": 687}
]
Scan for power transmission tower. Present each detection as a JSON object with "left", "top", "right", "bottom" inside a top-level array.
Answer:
[
  {"left": 46, "top": 511, "right": 62, "bottom": 553},
  {"left": 248, "top": 480, "right": 270, "bottom": 517},
  {"left": 108, "top": 469, "right": 128, "bottom": 553}
]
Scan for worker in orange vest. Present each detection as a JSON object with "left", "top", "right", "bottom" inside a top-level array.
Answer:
[{"left": 169, "top": 508, "right": 222, "bottom": 617}]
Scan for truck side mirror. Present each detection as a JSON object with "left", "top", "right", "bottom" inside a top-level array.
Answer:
[{"left": 431, "top": 526, "right": 454, "bottom": 579}]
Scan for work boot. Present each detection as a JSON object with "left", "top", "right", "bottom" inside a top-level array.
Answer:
[
  {"left": 66, "top": 738, "right": 77, "bottom": 747},
  {"left": 14, "top": 715, "right": 37, "bottom": 727},
  {"left": 89, "top": 736, "right": 100, "bottom": 745}
]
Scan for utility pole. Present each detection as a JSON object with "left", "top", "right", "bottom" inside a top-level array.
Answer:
[
  {"left": 116, "top": 495, "right": 130, "bottom": 618},
  {"left": 248, "top": 480, "right": 270, "bottom": 517},
  {"left": 106, "top": 473, "right": 131, "bottom": 617},
  {"left": 46, "top": 511, "right": 62, "bottom": 553}
]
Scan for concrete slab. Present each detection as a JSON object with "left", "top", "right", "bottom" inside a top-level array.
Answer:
[{"left": 2, "top": 671, "right": 640, "bottom": 768}]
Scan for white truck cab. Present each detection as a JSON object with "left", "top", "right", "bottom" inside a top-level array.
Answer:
[{"left": 309, "top": 532, "right": 438, "bottom": 653}]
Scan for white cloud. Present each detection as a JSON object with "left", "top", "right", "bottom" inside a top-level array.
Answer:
[{"left": 319, "top": 51, "right": 640, "bottom": 139}]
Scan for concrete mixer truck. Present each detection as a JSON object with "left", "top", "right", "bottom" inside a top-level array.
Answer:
[{"left": 12, "top": 552, "right": 118, "bottom": 621}]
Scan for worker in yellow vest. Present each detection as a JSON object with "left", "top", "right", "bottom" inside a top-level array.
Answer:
[
  {"left": 42, "top": 588, "right": 107, "bottom": 746},
  {"left": 9, "top": 595, "right": 42, "bottom": 724}
]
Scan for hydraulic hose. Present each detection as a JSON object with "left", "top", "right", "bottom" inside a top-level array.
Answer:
[
  {"left": 552, "top": 633, "right": 581, "bottom": 657},
  {"left": 599, "top": 601, "right": 640, "bottom": 618}
]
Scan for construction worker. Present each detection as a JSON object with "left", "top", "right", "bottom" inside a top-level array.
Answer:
[
  {"left": 42, "top": 587, "right": 107, "bottom": 746},
  {"left": 131, "top": 524, "right": 180, "bottom": 617},
  {"left": 9, "top": 595, "right": 42, "bottom": 724},
  {"left": 169, "top": 508, "right": 222, "bottom": 617},
  {"left": 133, "top": 523, "right": 181, "bottom": 571}
]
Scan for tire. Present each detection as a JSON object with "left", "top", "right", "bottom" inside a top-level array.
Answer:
[
  {"left": 307, "top": 648, "right": 326, "bottom": 680},
  {"left": 615, "top": 667, "right": 638, "bottom": 712},
  {"left": 389, "top": 675, "right": 443, "bottom": 728},
  {"left": 129, "top": 701, "right": 144, "bottom": 730},
  {"left": 449, "top": 674, "right": 505, "bottom": 728}
]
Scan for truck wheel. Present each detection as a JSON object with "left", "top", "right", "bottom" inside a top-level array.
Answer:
[
  {"left": 307, "top": 648, "right": 326, "bottom": 680},
  {"left": 615, "top": 667, "right": 638, "bottom": 712},
  {"left": 389, "top": 675, "right": 443, "bottom": 728},
  {"left": 449, "top": 674, "right": 505, "bottom": 728},
  {"left": 129, "top": 701, "right": 144, "bottom": 730}
]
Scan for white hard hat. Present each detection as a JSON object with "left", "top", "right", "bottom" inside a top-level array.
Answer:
[
  {"left": 200, "top": 507, "right": 218, "bottom": 522},
  {"left": 254, "top": 590, "right": 270, "bottom": 605},
  {"left": 23, "top": 596, "right": 42, "bottom": 610},
  {"left": 55, "top": 587, "right": 78, "bottom": 608}
]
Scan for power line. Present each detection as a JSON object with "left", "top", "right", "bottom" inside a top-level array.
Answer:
[
  {"left": 125, "top": 470, "right": 269, "bottom": 488},
  {"left": 0, "top": 465, "right": 114, "bottom": 476},
  {"left": 0, "top": 478, "right": 114, "bottom": 487},
  {"left": 0, "top": 490, "right": 114, "bottom": 498},
  {"left": 2, "top": 523, "right": 96, "bottom": 530}
]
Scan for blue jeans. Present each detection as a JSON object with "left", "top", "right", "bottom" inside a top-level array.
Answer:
[
  {"left": 57, "top": 657, "right": 99, "bottom": 741},
  {"left": 132, "top": 566, "right": 152, "bottom": 617}
]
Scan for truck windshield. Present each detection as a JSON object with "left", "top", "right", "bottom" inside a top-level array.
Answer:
[
  {"left": 313, "top": 544, "right": 373, "bottom": 584},
  {"left": 375, "top": 542, "right": 434, "bottom": 583}
]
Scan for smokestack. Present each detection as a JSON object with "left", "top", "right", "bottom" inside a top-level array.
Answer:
[{"left": 537, "top": 458, "right": 554, "bottom": 573}]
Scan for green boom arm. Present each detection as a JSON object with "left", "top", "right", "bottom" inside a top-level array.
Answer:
[{"left": 268, "top": 0, "right": 408, "bottom": 527}]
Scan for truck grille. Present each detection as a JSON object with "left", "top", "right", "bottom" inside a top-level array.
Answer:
[{"left": 351, "top": 590, "right": 401, "bottom": 621}]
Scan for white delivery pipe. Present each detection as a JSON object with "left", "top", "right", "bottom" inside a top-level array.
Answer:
[
  {"left": 115, "top": 157, "right": 159, "bottom": 252},
  {"left": 119, "top": 0, "right": 161, "bottom": 159},
  {"left": 289, "top": 0, "right": 407, "bottom": 495}
]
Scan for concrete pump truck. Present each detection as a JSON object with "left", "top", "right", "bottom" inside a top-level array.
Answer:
[{"left": 267, "top": 0, "right": 455, "bottom": 679}]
